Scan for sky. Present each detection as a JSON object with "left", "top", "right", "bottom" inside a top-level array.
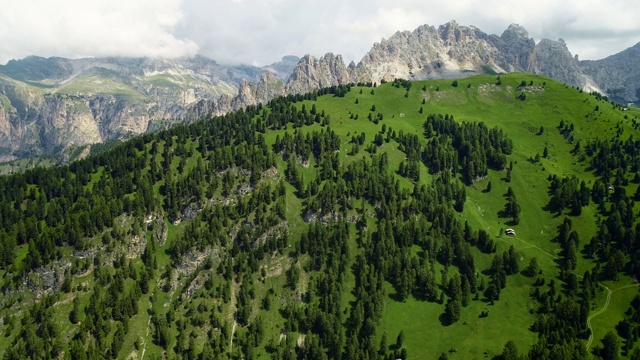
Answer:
[{"left": 1, "top": 0, "right": 639, "bottom": 66}]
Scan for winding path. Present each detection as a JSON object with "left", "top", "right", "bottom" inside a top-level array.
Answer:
[
  {"left": 230, "top": 320, "right": 237, "bottom": 353},
  {"left": 228, "top": 281, "right": 239, "bottom": 354},
  {"left": 585, "top": 284, "right": 639, "bottom": 350},
  {"left": 140, "top": 315, "right": 152, "bottom": 360},
  {"left": 505, "top": 233, "right": 640, "bottom": 351},
  {"left": 512, "top": 235, "right": 558, "bottom": 260},
  {"left": 140, "top": 288, "right": 156, "bottom": 360}
]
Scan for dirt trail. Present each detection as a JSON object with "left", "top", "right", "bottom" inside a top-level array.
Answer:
[
  {"left": 508, "top": 234, "right": 640, "bottom": 351},
  {"left": 230, "top": 320, "right": 238, "bottom": 353},
  {"left": 228, "top": 281, "right": 239, "bottom": 354},
  {"left": 586, "top": 284, "right": 639, "bottom": 350},
  {"left": 140, "top": 315, "right": 152, "bottom": 360},
  {"left": 140, "top": 288, "right": 156, "bottom": 360}
]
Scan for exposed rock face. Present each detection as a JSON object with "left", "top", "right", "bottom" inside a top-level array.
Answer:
[
  {"left": 38, "top": 95, "right": 103, "bottom": 149},
  {"left": 357, "top": 21, "right": 508, "bottom": 82},
  {"left": 497, "top": 24, "right": 536, "bottom": 71},
  {"left": 262, "top": 55, "right": 301, "bottom": 80},
  {"left": 529, "top": 38, "right": 587, "bottom": 88},
  {"left": 285, "top": 53, "right": 356, "bottom": 95},
  {"left": 581, "top": 42, "right": 640, "bottom": 105},
  {"left": 233, "top": 73, "right": 286, "bottom": 109},
  {"left": 184, "top": 54, "right": 355, "bottom": 120},
  {"left": 0, "top": 56, "right": 268, "bottom": 158},
  {"left": 355, "top": 20, "right": 589, "bottom": 88}
]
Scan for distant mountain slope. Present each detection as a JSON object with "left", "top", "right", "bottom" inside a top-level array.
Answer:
[
  {"left": 221, "top": 22, "right": 601, "bottom": 124},
  {"left": 262, "top": 55, "right": 301, "bottom": 79},
  {"left": 350, "top": 21, "right": 590, "bottom": 89},
  {"left": 0, "top": 56, "right": 269, "bottom": 161},
  {"left": 581, "top": 42, "right": 640, "bottom": 106},
  {"left": 0, "top": 21, "right": 636, "bottom": 164}
]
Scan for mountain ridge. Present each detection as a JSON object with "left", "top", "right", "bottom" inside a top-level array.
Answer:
[
  {"left": 0, "top": 21, "right": 636, "bottom": 164},
  {"left": 580, "top": 42, "right": 640, "bottom": 105}
]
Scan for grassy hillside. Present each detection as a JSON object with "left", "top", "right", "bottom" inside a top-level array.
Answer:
[
  {"left": 299, "top": 75, "right": 640, "bottom": 358},
  {"left": 0, "top": 74, "right": 638, "bottom": 360}
]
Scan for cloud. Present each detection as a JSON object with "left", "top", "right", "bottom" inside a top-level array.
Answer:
[
  {"left": 176, "top": 0, "right": 640, "bottom": 65},
  {"left": 0, "top": 0, "right": 197, "bottom": 64},
  {"left": 1, "top": 0, "right": 639, "bottom": 65}
]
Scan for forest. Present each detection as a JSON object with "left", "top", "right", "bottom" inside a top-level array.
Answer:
[{"left": 0, "top": 74, "right": 638, "bottom": 359}]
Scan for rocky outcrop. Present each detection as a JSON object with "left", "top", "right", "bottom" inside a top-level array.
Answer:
[
  {"left": 233, "top": 73, "right": 286, "bottom": 110},
  {"left": 529, "top": 39, "right": 587, "bottom": 88},
  {"left": 285, "top": 53, "right": 356, "bottom": 95},
  {"left": 262, "top": 55, "right": 300, "bottom": 80},
  {"left": 357, "top": 21, "right": 506, "bottom": 82},
  {"left": 184, "top": 54, "right": 354, "bottom": 120},
  {"left": 38, "top": 95, "right": 103, "bottom": 150},
  {"left": 355, "top": 20, "right": 591, "bottom": 88},
  {"left": 581, "top": 42, "right": 640, "bottom": 105},
  {"left": 497, "top": 24, "right": 536, "bottom": 72}
]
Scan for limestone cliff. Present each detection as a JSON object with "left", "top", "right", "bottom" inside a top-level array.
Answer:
[
  {"left": 529, "top": 38, "right": 586, "bottom": 88},
  {"left": 497, "top": 24, "right": 536, "bottom": 72},
  {"left": 355, "top": 20, "right": 589, "bottom": 87},
  {"left": 285, "top": 53, "right": 356, "bottom": 95},
  {"left": 0, "top": 56, "right": 268, "bottom": 159},
  {"left": 233, "top": 73, "right": 286, "bottom": 110},
  {"left": 581, "top": 42, "right": 640, "bottom": 105}
]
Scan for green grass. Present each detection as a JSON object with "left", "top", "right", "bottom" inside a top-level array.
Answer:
[
  {"left": 379, "top": 275, "right": 538, "bottom": 359},
  {"left": 54, "top": 68, "right": 145, "bottom": 99},
  {"left": 289, "top": 74, "right": 639, "bottom": 356},
  {"left": 3, "top": 73, "right": 640, "bottom": 359},
  {"left": 589, "top": 283, "right": 640, "bottom": 349}
]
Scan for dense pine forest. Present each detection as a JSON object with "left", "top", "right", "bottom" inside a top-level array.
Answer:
[{"left": 0, "top": 74, "right": 639, "bottom": 359}]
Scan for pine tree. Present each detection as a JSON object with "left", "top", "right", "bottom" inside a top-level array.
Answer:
[
  {"left": 445, "top": 298, "right": 461, "bottom": 324},
  {"left": 501, "top": 340, "right": 519, "bottom": 360},
  {"left": 69, "top": 297, "right": 81, "bottom": 324},
  {"left": 601, "top": 331, "right": 620, "bottom": 360},
  {"left": 396, "top": 330, "right": 405, "bottom": 349}
]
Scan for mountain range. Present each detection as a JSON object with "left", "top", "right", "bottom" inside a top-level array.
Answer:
[{"left": 0, "top": 20, "right": 638, "bottom": 162}]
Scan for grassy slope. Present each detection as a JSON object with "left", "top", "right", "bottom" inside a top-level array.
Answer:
[
  {"left": 2, "top": 74, "right": 639, "bottom": 359},
  {"left": 299, "top": 74, "right": 639, "bottom": 359}
]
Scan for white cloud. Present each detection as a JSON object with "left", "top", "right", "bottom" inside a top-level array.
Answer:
[
  {"left": 1, "top": 0, "right": 639, "bottom": 65},
  {"left": 176, "top": 0, "right": 640, "bottom": 65},
  {"left": 0, "top": 0, "right": 198, "bottom": 64}
]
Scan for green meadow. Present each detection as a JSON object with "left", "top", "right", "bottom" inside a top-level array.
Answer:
[{"left": 1, "top": 73, "right": 639, "bottom": 359}]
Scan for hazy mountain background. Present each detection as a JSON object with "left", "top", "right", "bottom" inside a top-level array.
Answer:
[{"left": 0, "top": 21, "right": 637, "bottom": 164}]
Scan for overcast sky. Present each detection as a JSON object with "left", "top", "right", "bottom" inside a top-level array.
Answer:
[{"left": 1, "top": 0, "right": 639, "bottom": 66}]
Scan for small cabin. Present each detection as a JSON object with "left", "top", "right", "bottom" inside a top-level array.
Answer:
[{"left": 505, "top": 228, "right": 516, "bottom": 236}]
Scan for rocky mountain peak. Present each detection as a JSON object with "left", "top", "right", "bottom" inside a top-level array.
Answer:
[
  {"left": 527, "top": 38, "right": 592, "bottom": 90},
  {"left": 438, "top": 20, "right": 464, "bottom": 42},
  {"left": 501, "top": 23, "right": 529, "bottom": 40},
  {"left": 580, "top": 41, "right": 640, "bottom": 105},
  {"left": 285, "top": 53, "right": 356, "bottom": 95},
  {"left": 355, "top": 21, "right": 595, "bottom": 88},
  {"left": 497, "top": 24, "right": 536, "bottom": 71}
]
